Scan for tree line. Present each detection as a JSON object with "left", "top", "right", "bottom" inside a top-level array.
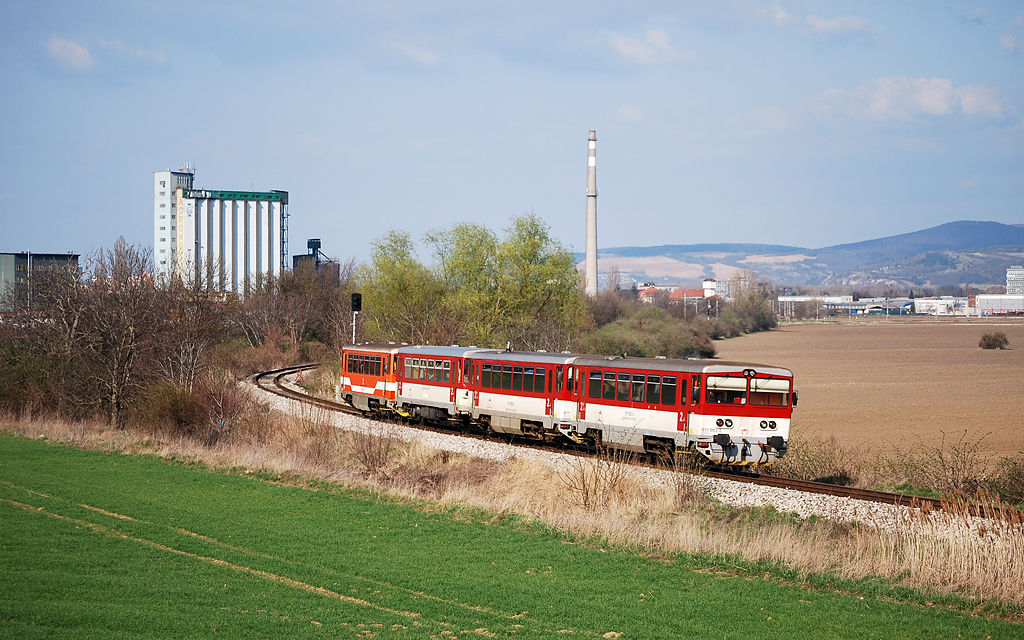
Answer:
[{"left": 0, "top": 214, "right": 777, "bottom": 433}]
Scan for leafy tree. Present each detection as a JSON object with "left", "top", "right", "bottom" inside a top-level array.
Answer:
[{"left": 360, "top": 213, "right": 586, "bottom": 351}]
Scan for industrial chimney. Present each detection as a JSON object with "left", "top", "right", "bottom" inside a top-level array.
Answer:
[{"left": 585, "top": 131, "right": 598, "bottom": 297}]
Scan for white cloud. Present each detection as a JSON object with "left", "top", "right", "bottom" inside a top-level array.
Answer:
[
  {"left": 47, "top": 36, "right": 94, "bottom": 71},
  {"left": 806, "top": 14, "right": 872, "bottom": 35},
  {"left": 608, "top": 29, "right": 694, "bottom": 65},
  {"left": 95, "top": 38, "right": 166, "bottom": 65},
  {"left": 390, "top": 42, "right": 442, "bottom": 67},
  {"left": 956, "top": 85, "right": 1003, "bottom": 117},
  {"left": 769, "top": 4, "right": 796, "bottom": 27},
  {"left": 614, "top": 105, "right": 644, "bottom": 122},
  {"left": 818, "top": 77, "right": 1004, "bottom": 121},
  {"left": 1002, "top": 35, "right": 1020, "bottom": 55},
  {"left": 1013, "top": 11, "right": 1024, "bottom": 27}
]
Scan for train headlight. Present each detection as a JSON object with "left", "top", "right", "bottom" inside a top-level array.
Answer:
[
  {"left": 759, "top": 420, "right": 768, "bottom": 429},
  {"left": 724, "top": 419, "right": 733, "bottom": 428},
  {"left": 769, "top": 421, "right": 777, "bottom": 430},
  {"left": 716, "top": 418, "right": 724, "bottom": 427}
]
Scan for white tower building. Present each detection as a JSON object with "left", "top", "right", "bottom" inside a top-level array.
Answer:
[
  {"left": 154, "top": 165, "right": 288, "bottom": 296},
  {"left": 154, "top": 164, "right": 195, "bottom": 279}
]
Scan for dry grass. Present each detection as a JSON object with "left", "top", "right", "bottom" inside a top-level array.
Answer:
[{"left": 4, "top": 401, "right": 1024, "bottom": 611}]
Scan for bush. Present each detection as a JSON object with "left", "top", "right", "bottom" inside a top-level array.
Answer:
[
  {"left": 129, "top": 380, "right": 208, "bottom": 436},
  {"left": 577, "top": 307, "right": 716, "bottom": 359},
  {"left": 979, "top": 332, "right": 1009, "bottom": 350}
]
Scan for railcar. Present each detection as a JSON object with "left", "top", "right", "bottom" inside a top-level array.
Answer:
[
  {"left": 569, "top": 357, "right": 792, "bottom": 465},
  {"left": 339, "top": 344, "right": 795, "bottom": 467}
]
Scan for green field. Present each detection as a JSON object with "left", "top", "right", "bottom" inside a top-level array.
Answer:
[{"left": 1, "top": 434, "right": 1019, "bottom": 639}]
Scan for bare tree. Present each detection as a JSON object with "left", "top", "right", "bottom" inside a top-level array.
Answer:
[{"left": 81, "top": 238, "right": 166, "bottom": 427}]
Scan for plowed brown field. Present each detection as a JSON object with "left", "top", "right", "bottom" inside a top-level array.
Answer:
[{"left": 713, "top": 319, "right": 1024, "bottom": 457}]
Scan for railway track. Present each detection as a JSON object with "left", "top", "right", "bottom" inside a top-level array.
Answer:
[{"left": 253, "top": 363, "right": 957, "bottom": 515}]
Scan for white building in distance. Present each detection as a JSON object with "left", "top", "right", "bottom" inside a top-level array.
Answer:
[
  {"left": 1007, "top": 265, "right": 1024, "bottom": 295},
  {"left": 154, "top": 165, "right": 288, "bottom": 295}
]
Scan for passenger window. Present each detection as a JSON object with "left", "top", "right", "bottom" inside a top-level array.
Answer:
[
  {"left": 426, "top": 360, "right": 435, "bottom": 382},
  {"left": 442, "top": 361, "right": 451, "bottom": 383},
  {"left": 646, "top": 375, "right": 661, "bottom": 404},
  {"left": 419, "top": 359, "right": 426, "bottom": 381},
  {"left": 404, "top": 358, "right": 412, "bottom": 379},
  {"left": 662, "top": 376, "right": 677, "bottom": 406},
  {"left": 617, "top": 373, "right": 630, "bottom": 402},
  {"left": 523, "top": 366, "right": 533, "bottom": 392},
  {"left": 502, "top": 365, "right": 513, "bottom": 390},
  {"left": 535, "top": 367, "right": 545, "bottom": 394},
  {"left": 513, "top": 366, "right": 524, "bottom": 391},
  {"left": 631, "top": 374, "right": 645, "bottom": 402},
  {"left": 603, "top": 372, "right": 616, "bottom": 400},
  {"left": 589, "top": 371, "right": 602, "bottom": 399},
  {"left": 482, "top": 363, "right": 492, "bottom": 388}
]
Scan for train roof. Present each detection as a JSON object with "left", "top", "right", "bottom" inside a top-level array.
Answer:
[
  {"left": 345, "top": 343, "right": 406, "bottom": 354},
  {"left": 470, "top": 350, "right": 584, "bottom": 365},
  {"left": 570, "top": 355, "right": 793, "bottom": 378},
  {"left": 347, "top": 344, "right": 791, "bottom": 377},
  {"left": 398, "top": 345, "right": 504, "bottom": 358}
]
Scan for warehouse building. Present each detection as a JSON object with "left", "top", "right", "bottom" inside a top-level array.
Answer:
[
  {"left": 154, "top": 164, "right": 288, "bottom": 296},
  {"left": 0, "top": 252, "right": 79, "bottom": 312}
]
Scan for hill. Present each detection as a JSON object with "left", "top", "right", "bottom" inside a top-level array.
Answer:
[{"left": 588, "top": 221, "right": 1024, "bottom": 289}]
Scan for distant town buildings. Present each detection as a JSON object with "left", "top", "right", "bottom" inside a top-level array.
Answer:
[
  {"left": 0, "top": 252, "right": 79, "bottom": 312},
  {"left": 154, "top": 164, "right": 288, "bottom": 296},
  {"left": 1007, "top": 265, "right": 1024, "bottom": 295}
]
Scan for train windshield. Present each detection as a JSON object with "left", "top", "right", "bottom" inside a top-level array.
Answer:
[
  {"left": 706, "top": 375, "right": 747, "bottom": 405},
  {"left": 705, "top": 375, "right": 791, "bottom": 406},
  {"left": 748, "top": 377, "right": 790, "bottom": 406}
]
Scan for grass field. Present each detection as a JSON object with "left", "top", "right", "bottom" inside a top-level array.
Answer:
[
  {"left": 2, "top": 434, "right": 1022, "bottom": 639},
  {"left": 714, "top": 319, "right": 1024, "bottom": 459}
]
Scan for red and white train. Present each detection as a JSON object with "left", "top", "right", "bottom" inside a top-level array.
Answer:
[{"left": 339, "top": 344, "right": 795, "bottom": 466}]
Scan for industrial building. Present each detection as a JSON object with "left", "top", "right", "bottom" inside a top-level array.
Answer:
[
  {"left": 292, "top": 239, "right": 341, "bottom": 284},
  {"left": 0, "top": 252, "right": 79, "bottom": 312},
  {"left": 154, "top": 164, "right": 288, "bottom": 296},
  {"left": 1007, "top": 265, "right": 1024, "bottom": 295}
]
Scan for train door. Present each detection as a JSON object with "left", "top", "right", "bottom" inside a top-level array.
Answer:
[
  {"left": 455, "top": 358, "right": 473, "bottom": 412},
  {"left": 575, "top": 367, "right": 586, "bottom": 421},
  {"left": 677, "top": 375, "right": 689, "bottom": 432}
]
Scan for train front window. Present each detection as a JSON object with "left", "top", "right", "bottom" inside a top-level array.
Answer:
[
  {"left": 631, "top": 374, "right": 645, "bottom": 402},
  {"left": 706, "top": 375, "right": 747, "bottom": 404},
  {"left": 749, "top": 378, "right": 790, "bottom": 406}
]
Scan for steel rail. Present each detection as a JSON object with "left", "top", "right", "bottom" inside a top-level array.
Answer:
[{"left": 253, "top": 364, "right": 990, "bottom": 517}]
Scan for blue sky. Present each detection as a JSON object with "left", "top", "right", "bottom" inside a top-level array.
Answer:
[{"left": 1, "top": 1, "right": 1022, "bottom": 263}]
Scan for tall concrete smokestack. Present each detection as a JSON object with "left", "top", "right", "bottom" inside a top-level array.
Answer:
[{"left": 585, "top": 130, "right": 598, "bottom": 297}]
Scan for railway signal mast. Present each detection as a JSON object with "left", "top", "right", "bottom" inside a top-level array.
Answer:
[
  {"left": 351, "top": 292, "right": 362, "bottom": 344},
  {"left": 585, "top": 131, "right": 599, "bottom": 297}
]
